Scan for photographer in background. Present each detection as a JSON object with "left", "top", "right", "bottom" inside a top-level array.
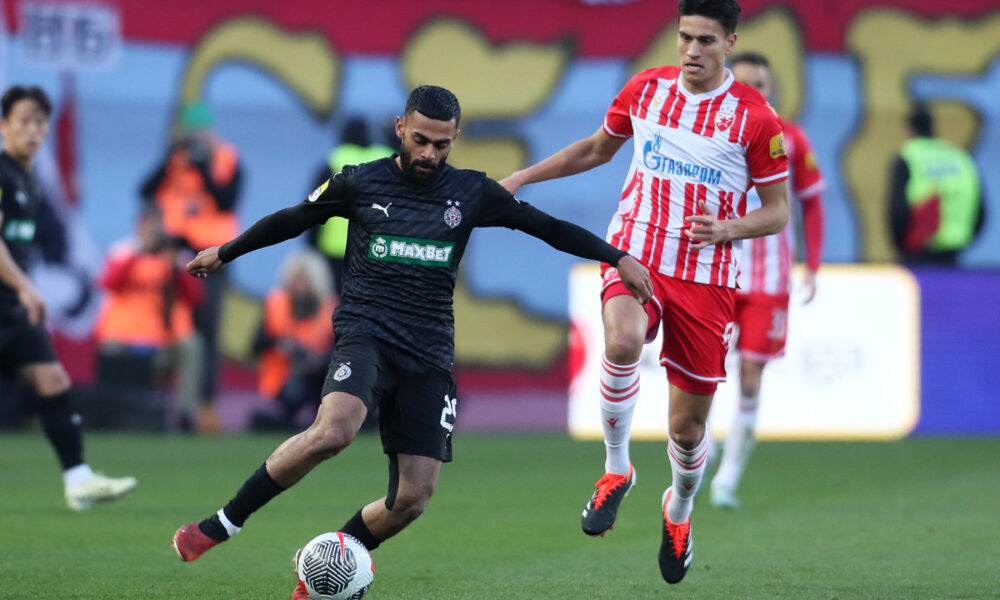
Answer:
[
  {"left": 95, "top": 205, "right": 204, "bottom": 430},
  {"left": 250, "top": 250, "right": 338, "bottom": 432},
  {"left": 140, "top": 102, "right": 242, "bottom": 431}
]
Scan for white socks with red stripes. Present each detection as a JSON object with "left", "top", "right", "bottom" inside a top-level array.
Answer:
[
  {"left": 600, "top": 354, "right": 640, "bottom": 475},
  {"left": 713, "top": 394, "right": 759, "bottom": 493},
  {"left": 666, "top": 431, "right": 710, "bottom": 524}
]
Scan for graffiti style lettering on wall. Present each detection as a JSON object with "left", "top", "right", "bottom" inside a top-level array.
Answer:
[
  {"left": 178, "top": 17, "right": 340, "bottom": 120},
  {"left": 401, "top": 19, "right": 572, "bottom": 177},
  {"left": 17, "top": 1, "right": 999, "bottom": 370}
]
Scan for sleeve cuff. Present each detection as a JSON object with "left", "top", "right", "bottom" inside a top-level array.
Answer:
[
  {"left": 218, "top": 242, "right": 234, "bottom": 263},
  {"left": 751, "top": 170, "right": 789, "bottom": 185},
  {"left": 603, "top": 118, "right": 631, "bottom": 139}
]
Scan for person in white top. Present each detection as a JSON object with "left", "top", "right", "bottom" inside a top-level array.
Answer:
[{"left": 500, "top": 0, "right": 789, "bottom": 584}]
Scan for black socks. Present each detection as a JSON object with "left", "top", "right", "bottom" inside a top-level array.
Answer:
[
  {"left": 37, "top": 392, "right": 83, "bottom": 471},
  {"left": 194, "top": 464, "right": 384, "bottom": 554},
  {"left": 340, "top": 508, "right": 381, "bottom": 551},
  {"left": 199, "top": 463, "right": 286, "bottom": 541}
]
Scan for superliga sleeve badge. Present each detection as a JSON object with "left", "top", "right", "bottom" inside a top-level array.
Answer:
[
  {"left": 769, "top": 133, "right": 787, "bottom": 159},
  {"left": 308, "top": 179, "right": 330, "bottom": 202}
]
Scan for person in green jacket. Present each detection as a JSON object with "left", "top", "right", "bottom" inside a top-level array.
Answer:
[
  {"left": 307, "top": 117, "right": 394, "bottom": 291},
  {"left": 888, "top": 102, "right": 985, "bottom": 265}
]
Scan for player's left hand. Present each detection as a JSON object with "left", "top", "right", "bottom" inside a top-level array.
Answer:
[
  {"left": 615, "top": 255, "right": 653, "bottom": 304},
  {"left": 186, "top": 246, "right": 225, "bottom": 278},
  {"left": 684, "top": 200, "right": 730, "bottom": 250},
  {"left": 800, "top": 269, "right": 817, "bottom": 304}
]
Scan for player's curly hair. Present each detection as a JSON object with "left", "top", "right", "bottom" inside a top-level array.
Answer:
[
  {"left": 1, "top": 85, "right": 51, "bottom": 118},
  {"left": 678, "top": 0, "right": 742, "bottom": 35},
  {"left": 405, "top": 85, "right": 461, "bottom": 125}
]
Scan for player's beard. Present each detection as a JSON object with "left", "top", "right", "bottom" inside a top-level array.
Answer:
[{"left": 399, "top": 147, "right": 445, "bottom": 185}]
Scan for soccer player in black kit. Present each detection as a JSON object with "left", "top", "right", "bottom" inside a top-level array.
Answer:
[
  {"left": 172, "top": 85, "right": 652, "bottom": 596},
  {"left": 0, "top": 85, "right": 136, "bottom": 510}
]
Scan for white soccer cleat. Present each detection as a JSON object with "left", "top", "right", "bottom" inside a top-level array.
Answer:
[
  {"left": 65, "top": 473, "right": 137, "bottom": 511},
  {"left": 709, "top": 484, "right": 741, "bottom": 510}
]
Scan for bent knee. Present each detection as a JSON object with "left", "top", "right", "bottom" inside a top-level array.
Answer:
[
  {"left": 302, "top": 425, "right": 356, "bottom": 459},
  {"left": 391, "top": 487, "right": 434, "bottom": 521},
  {"left": 604, "top": 334, "right": 643, "bottom": 364},
  {"left": 739, "top": 378, "right": 761, "bottom": 398},
  {"left": 28, "top": 365, "right": 71, "bottom": 397},
  {"left": 668, "top": 418, "right": 706, "bottom": 449}
]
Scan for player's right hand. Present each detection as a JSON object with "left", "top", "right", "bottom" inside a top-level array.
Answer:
[
  {"left": 186, "top": 246, "right": 225, "bottom": 278},
  {"left": 17, "top": 284, "right": 46, "bottom": 326},
  {"left": 616, "top": 255, "right": 653, "bottom": 304}
]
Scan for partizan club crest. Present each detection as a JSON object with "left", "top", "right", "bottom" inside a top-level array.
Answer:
[
  {"left": 333, "top": 362, "right": 352, "bottom": 382},
  {"left": 444, "top": 200, "right": 462, "bottom": 228}
]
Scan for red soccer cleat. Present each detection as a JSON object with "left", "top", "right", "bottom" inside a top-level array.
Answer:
[
  {"left": 581, "top": 463, "right": 636, "bottom": 536},
  {"left": 292, "top": 579, "right": 310, "bottom": 600},
  {"left": 172, "top": 522, "right": 223, "bottom": 562},
  {"left": 658, "top": 489, "right": 693, "bottom": 584}
]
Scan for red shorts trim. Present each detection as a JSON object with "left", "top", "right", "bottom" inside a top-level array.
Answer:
[
  {"left": 601, "top": 264, "right": 735, "bottom": 395},
  {"left": 734, "top": 292, "right": 790, "bottom": 362}
]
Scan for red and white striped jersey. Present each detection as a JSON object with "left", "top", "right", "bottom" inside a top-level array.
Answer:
[
  {"left": 603, "top": 66, "right": 789, "bottom": 288},
  {"left": 738, "top": 121, "right": 825, "bottom": 295}
]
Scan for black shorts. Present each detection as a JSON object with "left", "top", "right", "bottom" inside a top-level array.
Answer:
[
  {"left": 323, "top": 336, "right": 457, "bottom": 462},
  {"left": 0, "top": 309, "right": 58, "bottom": 378}
]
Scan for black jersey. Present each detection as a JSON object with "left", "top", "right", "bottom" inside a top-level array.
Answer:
[
  {"left": 220, "top": 156, "right": 626, "bottom": 373},
  {"left": 0, "top": 151, "right": 47, "bottom": 316}
]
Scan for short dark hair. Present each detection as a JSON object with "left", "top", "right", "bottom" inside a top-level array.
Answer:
[
  {"left": 404, "top": 85, "right": 461, "bottom": 125},
  {"left": 1, "top": 85, "right": 52, "bottom": 119},
  {"left": 678, "top": 0, "right": 742, "bottom": 35},
  {"left": 908, "top": 102, "right": 934, "bottom": 137},
  {"left": 729, "top": 51, "right": 769, "bottom": 69}
]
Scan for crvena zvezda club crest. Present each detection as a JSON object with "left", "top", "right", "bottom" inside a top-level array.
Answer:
[
  {"left": 444, "top": 200, "right": 462, "bottom": 228},
  {"left": 715, "top": 105, "right": 736, "bottom": 131}
]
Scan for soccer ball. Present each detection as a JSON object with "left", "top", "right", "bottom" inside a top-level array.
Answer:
[{"left": 294, "top": 532, "right": 374, "bottom": 600}]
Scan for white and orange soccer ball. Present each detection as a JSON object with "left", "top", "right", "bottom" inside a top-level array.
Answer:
[{"left": 294, "top": 532, "right": 374, "bottom": 600}]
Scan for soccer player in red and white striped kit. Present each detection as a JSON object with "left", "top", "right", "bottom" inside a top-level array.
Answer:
[
  {"left": 501, "top": 0, "right": 789, "bottom": 584},
  {"left": 709, "top": 51, "right": 825, "bottom": 509}
]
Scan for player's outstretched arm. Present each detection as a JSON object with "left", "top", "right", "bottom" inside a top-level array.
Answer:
[
  {"left": 499, "top": 128, "right": 627, "bottom": 196},
  {"left": 504, "top": 204, "right": 652, "bottom": 304},
  {"left": 187, "top": 201, "right": 336, "bottom": 278},
  {"left": 685, "top": 181, "right": 789, "bottom": 250}
]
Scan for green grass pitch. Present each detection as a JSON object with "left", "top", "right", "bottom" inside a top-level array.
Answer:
[{"left": 1, "top": 433, "right": 997, "bottom": 599}]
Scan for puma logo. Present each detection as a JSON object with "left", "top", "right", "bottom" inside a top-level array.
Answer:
[{"left": 371, "top": 202, "right": 391, "bottom": 218}]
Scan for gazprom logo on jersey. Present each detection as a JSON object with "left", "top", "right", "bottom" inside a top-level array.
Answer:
[
  {"left": 642, "top": 136, "right": 722, "bottom": 185},
  {"left": 369, "top": 234, "right": 454, "bottom": 267}
]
